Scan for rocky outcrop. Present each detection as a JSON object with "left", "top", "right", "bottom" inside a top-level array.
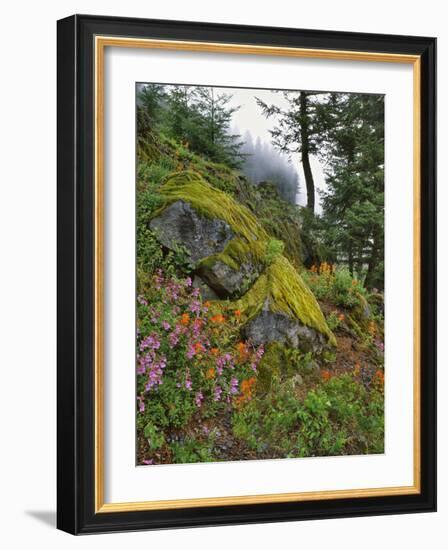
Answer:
[
  {"left": 150, "top": 200, "right": 234, "bottom": 264},
  {"left": 192, "top": 275, "right": 220, "bottom": 301},
  {"left": 150, "top": 198, "right": 261, "bottom": 299},
  {"left": 197, "top": 257, "right": 260, "bottom": 299},
  {"left": 243, "top": 300, "right": 327, "bottom": 353},
  {"left": 149, "top": 171, "right": 335, "bottom": 351}
]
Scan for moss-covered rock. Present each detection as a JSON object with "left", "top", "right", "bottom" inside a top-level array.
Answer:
[
  {"left": 150, "top": 171, "right": 267, "bottom": 298},
  {"left": 233, "top": 255, "right": 336, "bottom": 348},
  {"left": 197, "top": 257, "right": 260, "bottom": 298},
  {"left": 192, "top": 275, "right": 219, "bottom": 301},
  {"left": 154, "top": 171, "right": 269, "bottom": 258},
  {"left": 150, "top": 200, "right": 234, "bottom": 264},
  {"left": 150, "top": 170, "right": 335, "bottom": 349}
]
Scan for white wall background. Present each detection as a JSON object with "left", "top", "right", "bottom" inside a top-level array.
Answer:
[{"left": 0, "top": 1, "right": 444, "bottom": 547}]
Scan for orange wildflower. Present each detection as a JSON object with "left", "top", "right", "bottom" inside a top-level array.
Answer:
[
  {"left": 194, "top": 342, "right": 204, "bottom": 353},
  {"left": 205, "top": 367, "right": 215, "bottom": 380},
  {"left": 321, "top": 369, "right": 332, "bottom": 381},
  {"left": 241, "top": 377, "right": 256, "bottom": 395},
  {"left": 338, "top": 313, "right": 345, "bottom": 321},
  {"left": 204, "top": 301, "right": 211, "bottom": 308},
  {"left": 234, "top": 395, "right": 246, "bottom": 409},
  {"left": 210, "top": 347, "right": 219, "bottom": 356},
  {"left": 210, "top": 314, "right": 225, "bottom": 324},
  {"left": 180, "top": 313, "right": 190, "bottom": 325},
  {"left": 235, "top": 377, "right": 257, "bottom": 408},
  {"left": 374, "top": 369, "right": 384, "bottom": 386},
  {"left": 237, "top": 341, "right": 248, "bottom": 360},
  {"left": 234, "top": 309, "right": 241, "bottom": 318}
]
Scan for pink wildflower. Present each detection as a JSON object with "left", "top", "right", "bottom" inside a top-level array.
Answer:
[
  {"left": 195, "top": 391, "right": 204, "bottom": 407},
  {"left": 229, "top": 377, "right": 239, "bottom": 395},
  {"left": 137, "top": 395, "right": 145, "bottom": 413},
  {"left": 213, "top": 385, "right": 222, "bottom": 401}
]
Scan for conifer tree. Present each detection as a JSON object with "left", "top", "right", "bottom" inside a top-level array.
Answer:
[
  {"left": 257, "top": 91, "right": 325, "bottom": 213},
  {"left": 320, "top": 93, "right": 384, "bottom": 289},
  {"left": 193, "top": 87, "right": 244, "bottom": 167}
]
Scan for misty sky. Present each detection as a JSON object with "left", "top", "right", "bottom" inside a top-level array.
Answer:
[{"left": 220, "top": 87, "right": 327, "bottom": 212}]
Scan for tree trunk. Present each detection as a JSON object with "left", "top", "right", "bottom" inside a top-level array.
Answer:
[
  {"left": 348, "top": 243, "right": 354, "bottom": 276},
  {"left": 210, "top": 88, "right": 215, "bottom": 145},
  {"left": 365, "top": 238, "right": 379, "bottom": 289},
  {"left": 300, "top": 92, "right": 315, "bottom": 213}
]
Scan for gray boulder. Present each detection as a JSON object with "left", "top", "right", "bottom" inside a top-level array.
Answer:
[
  {"left": 243, "top": 300, "right": 327, "bottom": 353},
  {"left": 198, "top": 258, "right": 260, "bottom": 299},
  {"left": 192, "top": 275, "right": 220, "bottom": 301},
  {"left": 150, "top": 200, "right": 260, "bottom": 299},
  {"left": 150, "top": 200, "right": 234, "bottom": 264}
]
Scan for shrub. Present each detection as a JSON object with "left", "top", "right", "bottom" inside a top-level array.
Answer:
[
  {"left": 302, "top": 264, "right": 369, "bottom": 310},
  {"left": 232, "top": 372, "right": 384, "bottom": 458},
  {"left": 169, "top": 437, "right": 215, "bottom": 464},
  {"left": 143, "top": 422, "right": 165, "bottom": 451}
]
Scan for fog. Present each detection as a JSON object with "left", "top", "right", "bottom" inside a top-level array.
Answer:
[{"left": 222, "top": 87, "right": 326, "bottom": 213}]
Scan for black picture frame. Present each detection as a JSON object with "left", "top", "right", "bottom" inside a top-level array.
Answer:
[{"left": 57, "top": 14, "right": 436, "bottom": 534}]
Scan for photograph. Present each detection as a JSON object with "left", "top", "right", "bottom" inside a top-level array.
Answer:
[
  {"left": 0, "top": 0, "right": 441, "bottom": 542},
  {"left": 135, "top": 82, "right": 386, "bottom": 466}
]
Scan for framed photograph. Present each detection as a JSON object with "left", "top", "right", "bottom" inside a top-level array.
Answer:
[{"left": 57, "top": 14, "right": 436, "bottom": 534}]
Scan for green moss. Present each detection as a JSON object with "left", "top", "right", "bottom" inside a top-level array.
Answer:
[
  {"left": 138, "top": 132, "right": 307, "bottom": 267},
  {"left": 156, "top": 171, "right": 270, "bottom": 271},
  {"left": 156, "top": 171, "right": 335, "bottom": 345},
  {"left": 233, "top": 255, "right": 336, "bottom": 346},
  {"left": 265, "top": 238, "right": 285, "bottom": 265},
  {"left": 158, "top": 171, "right": 269, "bottom": 242},
  {"left": 197, "top": 237, "right": 257, "bottom": 273},
  {"left": 256, "top": 344, "right": 283, "bottom": 394}
]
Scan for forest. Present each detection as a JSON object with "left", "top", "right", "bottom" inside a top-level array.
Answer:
[{"left": 135, "top": 83, "right": 385, "bottom": 465}]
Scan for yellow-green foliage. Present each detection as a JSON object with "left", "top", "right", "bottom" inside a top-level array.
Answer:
[{"left": 156, "top": 171, "right": 335, "bottom": 345}]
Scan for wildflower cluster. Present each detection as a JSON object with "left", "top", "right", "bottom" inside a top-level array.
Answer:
[
  {"left": 326, "top": 309, "right": 345, "bottom": 331},
  {"left": 353, "top": 362, "right": 385, "bottom": 390},
  {"left": 310, "top": 261, "right": 334, "bottom": 275},
  {"left": 302, "top": 265, "right": 367, "bottom": 309},
  {"left": 136, "top": 271, "right": 264, "bottom": 435},
  {"left": 234, "top": 376, "right": 257, "bottom": 408}
]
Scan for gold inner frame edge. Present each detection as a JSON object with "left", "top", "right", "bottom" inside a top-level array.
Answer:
[{"left": 94, "top": 35, "right": 421, "bottom": 513}]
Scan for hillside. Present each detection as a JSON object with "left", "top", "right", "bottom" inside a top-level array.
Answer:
[{"left": 136, "top": 129, "right": 385, "bottom": 464}]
